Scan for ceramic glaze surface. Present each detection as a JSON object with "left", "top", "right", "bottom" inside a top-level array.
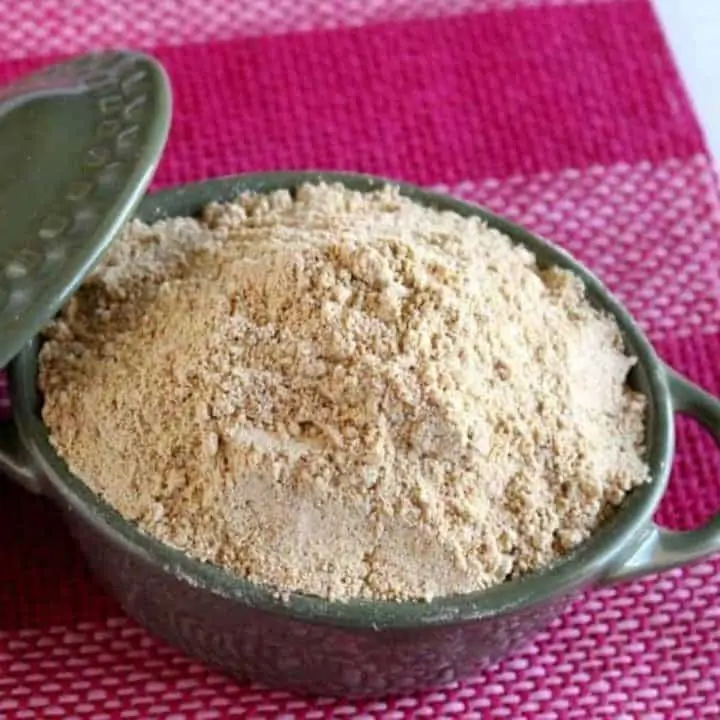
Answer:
[{"left": 0, "top": 52, "right": 170, "bottom": 368}]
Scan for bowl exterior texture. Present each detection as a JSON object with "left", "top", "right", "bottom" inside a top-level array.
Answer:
[{"left": 66, "top": 508, "right": 561, "bottom": 697}]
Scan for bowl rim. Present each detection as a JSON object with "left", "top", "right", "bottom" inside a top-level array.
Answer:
[{"left": 9, "top": 170, "right": 675, "bottom": 629}]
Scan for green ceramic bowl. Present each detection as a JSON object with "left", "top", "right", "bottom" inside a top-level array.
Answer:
[{"left": 2, "top": 171, "right": 720, "bottom": 698}]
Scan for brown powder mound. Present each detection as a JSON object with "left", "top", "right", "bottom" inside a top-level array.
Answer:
[{"left": 39, "top": 183, "right": 650, "bottom": 601}]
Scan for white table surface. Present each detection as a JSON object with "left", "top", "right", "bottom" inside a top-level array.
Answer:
[{"left": 653, "top": 0, "right": 720, "bottom": 163}]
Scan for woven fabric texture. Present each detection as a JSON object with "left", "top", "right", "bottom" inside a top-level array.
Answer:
[{"left": 1, "top": 0, "right": 720, "bottom": 717}]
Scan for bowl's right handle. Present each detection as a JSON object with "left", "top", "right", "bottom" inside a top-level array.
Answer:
[
  {"left": 603, "top": 366, "right": 720, "bottom": 584},
  {"left": 0, "top": 417, "right": 45, "bottom": 494}
]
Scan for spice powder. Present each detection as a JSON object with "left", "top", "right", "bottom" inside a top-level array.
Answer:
[{"left": 39, "top": 183, "right": 649, "bottom": 601}]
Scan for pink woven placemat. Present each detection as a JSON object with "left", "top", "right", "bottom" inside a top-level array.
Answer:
[{"left": 2, "top": 1, "right": 720, "bottom": 717}]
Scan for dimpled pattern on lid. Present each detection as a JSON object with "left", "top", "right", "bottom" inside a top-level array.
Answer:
[{"left": 0, "top": 51, "right": 170, "bottom": 369}]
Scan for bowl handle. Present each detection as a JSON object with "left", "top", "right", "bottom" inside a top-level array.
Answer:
[
  {"left": 0, "top": 419, "right": 45, "bottom": 494},
  {"left": 603, "top": 366, "right": 720, "bottom": 584}
]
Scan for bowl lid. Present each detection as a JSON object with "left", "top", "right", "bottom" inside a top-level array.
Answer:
[{"left": 0, "top": 51, "right": 171, "bottom": 369}]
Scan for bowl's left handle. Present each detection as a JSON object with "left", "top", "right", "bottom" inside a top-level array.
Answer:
[
  {"left": 604, "top": 366, "right": 720, "bottom": 584},
  {"left": 0, "top": 418, "right": 45, "bottom": 494}
]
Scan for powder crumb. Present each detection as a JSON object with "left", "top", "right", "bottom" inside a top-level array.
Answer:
[{"left": 39, "top": 182, "right": 650, "bottom": 602}]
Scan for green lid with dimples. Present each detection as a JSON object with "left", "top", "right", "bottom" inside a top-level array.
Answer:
[{"left": 0, "top": 51, "right": 171, "bottom": 368}]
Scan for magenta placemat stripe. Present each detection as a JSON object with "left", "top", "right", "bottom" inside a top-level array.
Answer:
[
  {"left": 151, "top": 0, "right": 705, "bottom": 184},
  {"left": 0, "top": 0, "right": 635, "bottom": 62},
  {"left": 0, "top": 481, "right": 120, "bottom": 630},
  {"left": 0, "top": 2, "right": 704, "bottom": 188}
]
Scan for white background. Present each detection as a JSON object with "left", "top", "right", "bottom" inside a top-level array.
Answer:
[{"left": 654, "top": 0, "right": 720, "bottom": 162}]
